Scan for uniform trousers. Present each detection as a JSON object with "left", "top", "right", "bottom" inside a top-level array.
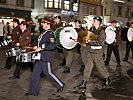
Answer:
[
  {"left": 105, "top": 43, "right": 121, "bottom": 65},
  {"left": 5, "top": 57, "right": 15, "bottom": 69},
  {"left": 56, "top": 47, "right": 65, "bottom": 61},
  {"left": 124, "top": 41, "right": 133, "bottom": 60},
  {"left": 83, "top": 52, "right": 109, "bottom": 81},
  {"left": 13, "top": 62, "right": 34, "bottom": 77},
  {"left": 29, "top": 61, "right": 63, "bottom": 95},
  {"left": 65, "top": 50, "right": 84, "bottom": 67}
]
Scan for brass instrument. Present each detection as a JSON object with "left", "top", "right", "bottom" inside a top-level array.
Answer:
[{"left": 77, "top": 31, "right": 96, "bottom": 46}]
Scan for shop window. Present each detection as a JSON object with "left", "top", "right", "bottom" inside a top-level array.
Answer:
[
  {"left": 73, "top": 3, "right": 78, "bottom": 12},
  {"left": 16, "top": 0, "right": 24, "bottom": 6},
  {"left": 64, "top": 0, "right": 70, "bottom": 10},
  {"left": 0, "top": 0, "right": 6, "bottom": 3}
]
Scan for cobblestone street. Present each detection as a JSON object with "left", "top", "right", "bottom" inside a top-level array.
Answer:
[{"left": 0, "top": 41, "right": 133, "bottom": 100}]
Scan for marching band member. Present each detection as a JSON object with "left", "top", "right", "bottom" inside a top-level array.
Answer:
[
  {"left": 53, "top": 16, "right": 66, "bottom": 66},
  {"left": 62, "top": 20, "right": 85, "bottom": 73},
  {"left": 123, "top": 22, "right": 133, "bottom": 61},
  {"left": 104, "top": 20, "right": 121, "bottom": 67},
  {"left": 25, "top": 17, "right": 64, "bottom": 96},
  {"left": 3, "top": 18, "right": 21, "bottom": 69},
  {"left": 76, "top": 17, "right": 110, "bottom": 89},
  {"left": 8, "top": 21, "right": 34, "bottom": 80}
]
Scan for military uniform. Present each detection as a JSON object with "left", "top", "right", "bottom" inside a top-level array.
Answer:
[
  {"left": 63, "top": 27, "right": 84, "bottom": 73},
  {"left": 52, "top": 19, "right": 66, "bottom": 66},
  {"left": 9, "top": 27, "right": 34, "bottom": 79},
  {"left": 104, "top": 21, "right": 121, "bottom": 67},
  {"left": 4, "top": 25, "right": 21, "bottom": 69},
  {"left": 27, "top": 29, "right": 64, "bottom": 95},
  {"left": 76, "top": 17, "right": 110, "bottom": 89},
  {"left": 123, "top": 25, "right": 133, "bottom": 61},
  {"left": 82, "top": 27, "right": 109, "bottom": 81}
]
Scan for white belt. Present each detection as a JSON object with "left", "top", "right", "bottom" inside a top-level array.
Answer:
[{"left": 91, "top": 46, "right": 102, "bottom": 50}]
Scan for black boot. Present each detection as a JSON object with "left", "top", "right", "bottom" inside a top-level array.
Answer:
[
  {"left": 62, "top": 67, "right": 70, "bottom": 73},
  {"left": 102, "top": 78, "right": 110, "bottom": 87},
  {"left": 79, "top": 65, "right": 85, "bottom": 72},
  {"left": 59, "top": 58, "right": 66, "bottom": 66},
  {"left": 76, "top": 80, "right": 87, "bottom": 89}
]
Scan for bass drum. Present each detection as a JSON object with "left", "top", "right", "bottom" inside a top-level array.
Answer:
[
  {"left": 54, "top": 27, "right": 64, "bottom": 49},
  {"left": 60, "top": 27, "right": 78, "bottom": 49}
]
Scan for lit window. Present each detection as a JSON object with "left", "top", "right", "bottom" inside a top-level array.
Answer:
[
  {"left": 64, "top": 0, "right": 70, "bottom": 10},
  {"left": 54, "top": 0, "right": 58, "bottom": 8},
  {"left": 44, "top": 0, "right": 47, "bottom": 8},
  {"left": 73, "top": 3, "right": 78, "bottom": 12},
  {"left": 59, "top": 0, "right": 61, "bottom": 8},
  {"left": 54, "top": 0, "right": 61, "bottom": 8},
  {"left": 48, "top": 0, "right": 53, "bottom": 8}
]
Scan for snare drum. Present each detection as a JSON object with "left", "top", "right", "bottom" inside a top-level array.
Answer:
[
  {"left": 32, "top": 52, "right": 41, "bottom": 61},
  {"left": 16, "top": 53, "right": 32, "bottom": 62},
  {"left": 6, "top": 47, "right": 21, "bottom": 57},
  {"left": 1, "top": 39, "right": 12, "bottom": 47}
]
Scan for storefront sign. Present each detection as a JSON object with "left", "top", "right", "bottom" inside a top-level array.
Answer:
[{"left": 61, "top": 10, "right": 78, "bottom": 16}]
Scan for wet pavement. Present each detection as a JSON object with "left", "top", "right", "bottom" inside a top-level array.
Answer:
[{"left": 0, "top": 39, "right": 133, "bottom": 100}]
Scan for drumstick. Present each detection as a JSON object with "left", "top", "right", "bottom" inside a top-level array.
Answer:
[
  {"left": 70, "top": 37, "right": 78, "bottom": 42},
  {"left": 27, "top": 51, "right": 36, "bottom": 54},
  {"left": 27, "top": 48, "right": 43, "bottom": 54},
  {"left": 23, "top": 46, "right": 33, "bottom": 49}
]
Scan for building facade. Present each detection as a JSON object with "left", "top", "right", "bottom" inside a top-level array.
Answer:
[
  {"left": 0, "top": 0, "right": 32, "bottom": 22},
  {"left": 104, "top": 0, "right": 133, "bottom": 26},
  {"left": 31, "top": 0, "right": 80, "bottom": 23},
  {"left": 79, "top": 0, "right": 103, "bottom": 28}
]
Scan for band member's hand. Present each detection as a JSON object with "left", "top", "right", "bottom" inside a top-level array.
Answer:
[
  {"left": 7, "top": 36, "right": 11, "bottom": 39},
  {"left": 85, "top": 38, "right": 90, "bottom": 43},
  {"left": 33, "top": 46, "right": 38, "bottom": 50},
  {"left": 35, "top": 47, "right": 42, "bottom": 52},
  {"left": 16, "top": 43, "right": 20, "bottom": 46},
  {"left": 114, "top": 39, "right": 116, "bottom": 42}
]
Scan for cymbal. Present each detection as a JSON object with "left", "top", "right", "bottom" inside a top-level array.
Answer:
[{"left": 77, "top": 31, "right": 96, "bottom": 46}]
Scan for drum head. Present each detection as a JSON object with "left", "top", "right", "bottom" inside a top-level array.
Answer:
[{"left": 60, "top": 27, "right": 78, "bottom": 49}]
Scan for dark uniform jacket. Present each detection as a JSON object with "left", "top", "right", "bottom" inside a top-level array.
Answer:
[
  {"left": 52, "top": 22, "right": 63, "bottom": 31},
  {"left": 38, "top": 29, "right": 56, "bottom": 62},
  {"left": 89, "top": 27, "right": 105, "bottom": 54},
  {"left": 19, "top": 29, "right": 31, "bottom": 52},
  {"left": 10, "top": 26, "right": 21, "bottom": 46}
]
